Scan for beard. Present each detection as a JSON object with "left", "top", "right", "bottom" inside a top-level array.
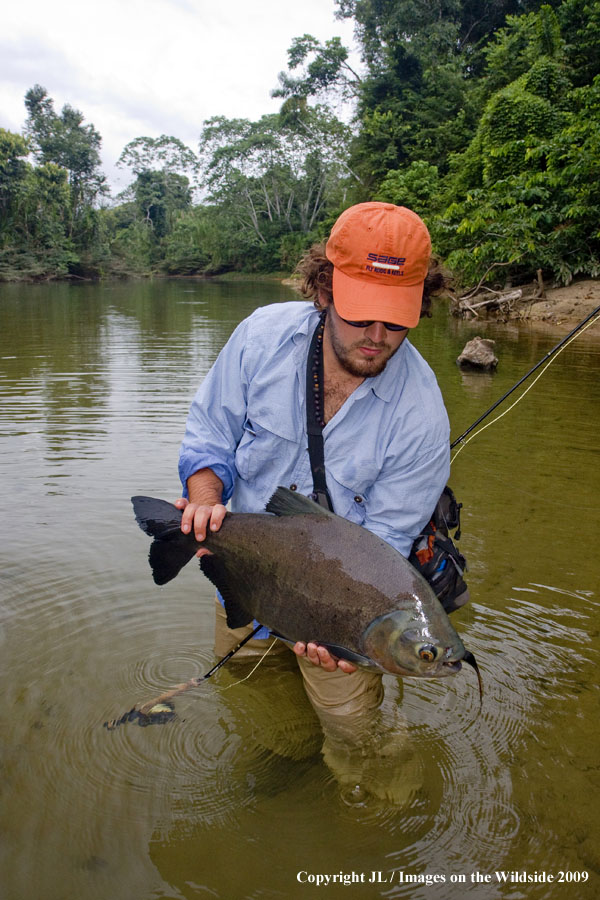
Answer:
[{"left": 326, "top": 318, "right": 399, "bottom": 378}]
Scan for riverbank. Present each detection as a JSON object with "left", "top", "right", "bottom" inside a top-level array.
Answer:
[
  {"left": 3, "top": 261, "right": 598, "bottom": 334},
  {"left": 454, "top": 278, "right": 600, "bottom": 330},
  {"left": 519, "top": 279, "right": 600, "bottom": 326}
]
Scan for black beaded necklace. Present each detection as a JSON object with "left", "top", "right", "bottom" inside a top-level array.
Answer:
[
  {"left": 305, "top": 309, "right": 334, "bottom": 510},
  {"left": 310, "top": 309, "right": 327, "bottom": 430}
]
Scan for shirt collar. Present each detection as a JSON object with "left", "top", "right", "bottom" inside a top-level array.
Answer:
[
  {"left": 292, "top": 305, "right": 320, "bottom": 365},
  {"left": 293, "top": 305, "right": 320, "bottom": 339}
]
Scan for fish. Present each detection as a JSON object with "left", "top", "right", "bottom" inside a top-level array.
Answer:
[{"left": 131, "top": 487, "right": 482, "bottom": 693}]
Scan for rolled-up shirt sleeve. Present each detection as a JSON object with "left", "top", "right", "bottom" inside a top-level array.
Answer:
[{"left": 178, "top": 319, "right": 250, "bottom": 501}]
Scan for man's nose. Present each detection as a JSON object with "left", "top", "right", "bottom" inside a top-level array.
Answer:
[{"left": 364, "top": 322, "right": 387, "bottom": 342}]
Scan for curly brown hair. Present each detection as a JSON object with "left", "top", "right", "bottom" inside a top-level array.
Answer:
[{"left": 295, "top": 242, "right": 450, "bottom": 319}]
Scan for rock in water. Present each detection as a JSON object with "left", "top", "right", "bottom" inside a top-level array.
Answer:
[{"left": 457, "top": 336, "right": 498, "bottom": 370}]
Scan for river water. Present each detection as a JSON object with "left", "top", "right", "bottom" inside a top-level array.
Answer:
[{"left": 0, "top": 278, "right": 599, "bottom": 900}]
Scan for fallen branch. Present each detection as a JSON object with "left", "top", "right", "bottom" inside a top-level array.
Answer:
[
  {"left": 460, "top": 255, "right": 525, "bottom": 302},
  {"left": 460, "top": 301, "right": 479, "bottom": 317},
  {"left": 459, "top": 289, "right": 522, "bottom": 313}
]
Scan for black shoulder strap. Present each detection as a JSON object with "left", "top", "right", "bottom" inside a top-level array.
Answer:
[{"left": 306, "top": 313, "right": 334, "bottom": 511}]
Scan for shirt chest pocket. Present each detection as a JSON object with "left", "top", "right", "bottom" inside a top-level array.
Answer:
[
  {"left": 235, "top": 409, "right": 301, "bottom": 483},
  {"left": 325, "top": 450, "right": 385, "bottom": 525}
]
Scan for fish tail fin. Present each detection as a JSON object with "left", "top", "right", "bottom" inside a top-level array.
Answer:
[
  {"left": 131, "top": 496, "right": 182, "bottom": 537},
  {"left": 148, "top": 535, "right": 198, "bottom": 585},
  {"left": 131, "top": 496, "right": 196, "bottom": 585}
]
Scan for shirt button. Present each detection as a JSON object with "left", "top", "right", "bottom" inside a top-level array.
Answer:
[
  {"left": 290, "top": 484, "right": 297, "bottom": 491},
  {"left": 354, "top": 495, "right": 363, "bottom": 503}
]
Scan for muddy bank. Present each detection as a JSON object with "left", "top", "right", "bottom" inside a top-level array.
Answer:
[
  {"left": 453, "top": 278, "right": 600, "bottom": 331},
  {"left": 520, "top": 279, "right": 600, "bottom": 326}
]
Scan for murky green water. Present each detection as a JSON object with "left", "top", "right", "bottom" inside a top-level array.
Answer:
[{"left": 0, "top": 278, "right": 599, "bottom": 900}]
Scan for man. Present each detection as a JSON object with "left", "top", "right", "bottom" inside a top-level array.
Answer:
[{"left": 176, "top": 201, "right": 450, "bottom": 720}]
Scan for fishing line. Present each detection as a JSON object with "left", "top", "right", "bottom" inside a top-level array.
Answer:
[
  {"left": 450, "top": 308, "right": 600, "bottom": 465},
  {"left": 214, "top": 639, "right": 278, "bottom": 692}
]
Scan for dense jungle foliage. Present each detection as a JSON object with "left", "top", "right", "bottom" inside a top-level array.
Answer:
[{"left": 1, "top": 0, "right": 599, "bottom": 289}]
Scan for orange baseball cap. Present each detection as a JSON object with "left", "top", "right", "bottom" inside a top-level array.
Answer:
[{"left": 325, "top": 202, "right": 431, "bottom": 328}]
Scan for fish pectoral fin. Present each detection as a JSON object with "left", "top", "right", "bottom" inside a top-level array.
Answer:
[
  {"left": 266, "top": 487, "right": 333, "bottom": 518},
  {"left": 269, "top": 631, "right": 376, "bottom": 668},
  {"left": 268, "top": 629, "right": 295, "bottom": 645},
  {"left": 319, "top": 643, "right": 377, "bottom": 667},
  {"left": 199, "top": 555, "right": 253, "bottom": 630}
]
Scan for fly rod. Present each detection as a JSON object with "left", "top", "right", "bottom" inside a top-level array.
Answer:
[
  {"left": 450, "top": 303, "right": 600, "bottom": 450},
  {"left": 104, "top": 623, "right": 263, "bottom": 730}
]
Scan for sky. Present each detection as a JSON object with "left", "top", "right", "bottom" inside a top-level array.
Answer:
[{"left": 1, "top": 0, "right": 358, "bottom": 193}]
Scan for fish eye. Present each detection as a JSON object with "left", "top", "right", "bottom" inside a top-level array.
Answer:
[{"left": 418, "top": 644, "right": 437, "bottom": 662}]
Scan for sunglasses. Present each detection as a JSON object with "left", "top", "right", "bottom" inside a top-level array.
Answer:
[{"left": 339, "top": 316, "right": 409, "bottom": 332}]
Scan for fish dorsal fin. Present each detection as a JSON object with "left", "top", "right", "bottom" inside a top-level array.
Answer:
[{"left": 266, "top": 487, "right": 332, "bottom": 518}]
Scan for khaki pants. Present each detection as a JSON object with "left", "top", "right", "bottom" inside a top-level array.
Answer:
[
  {"left": 213, "top": 599, "right": 384, "bottom": 719},
  {"left": 213, "top": 600, "right": 420, "bottom": 802}
]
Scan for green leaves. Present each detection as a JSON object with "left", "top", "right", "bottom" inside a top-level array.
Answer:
[
  {"left": 375, "top": 160, "right": 441, "bottom": 218},
  {"left": 24, "top": 84, "right": 107, "bottom": 213},
  {"left": 196, "top": 108, "right": 352, "bottom": 269},
  {"left": 419, "top": 3, "right": 600, "bottom": 288},
  {"left": 117, "top": 136, "right": 198, "bottom": 180},
  {"left": 435, "top": 78, "right": 600, "bottom": 286},
  {"left": 272, "top": 34, "right": 361, "bottom": 102}
]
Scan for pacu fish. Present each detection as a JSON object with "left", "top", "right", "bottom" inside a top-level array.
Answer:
[{"left": 132, "top": 488, "right": 482, "bottom": 689}]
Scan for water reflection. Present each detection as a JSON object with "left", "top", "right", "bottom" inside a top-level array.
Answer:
[{"left": 0, "top": 280, "right": 599, "bottom": 900}]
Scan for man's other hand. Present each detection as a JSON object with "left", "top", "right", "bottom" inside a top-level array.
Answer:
[{"left": 293, "top": 641, "right": 357, "bottom": 674}]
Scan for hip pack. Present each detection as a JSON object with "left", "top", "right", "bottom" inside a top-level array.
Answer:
[{"left": 409, "top": 485, "right": 469, "bottom": 614}]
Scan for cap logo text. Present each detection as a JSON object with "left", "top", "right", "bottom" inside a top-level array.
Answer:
[{"left": 366, "top": 252, "right": 406, "bottom": 276}]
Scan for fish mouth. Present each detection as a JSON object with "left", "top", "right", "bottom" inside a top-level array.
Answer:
[
  {"left": 442, "top": 651, "right": 484, "bottom": 705},
  {"left": 443, "top": 659, "right": 463, "bottom": 674}
]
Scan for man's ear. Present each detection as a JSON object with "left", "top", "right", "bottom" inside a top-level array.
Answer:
[{"left": 317, "top": 290, "right": 332, "bottom": 309}]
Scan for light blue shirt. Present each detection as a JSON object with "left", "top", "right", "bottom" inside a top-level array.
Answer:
[{"left": 179, "top": 301, "right": 450, "bottom": 635}]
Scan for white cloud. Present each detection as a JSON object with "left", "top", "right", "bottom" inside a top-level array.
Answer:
[{"left": 1, "top": 0, "right": 359, "bottom": 192}]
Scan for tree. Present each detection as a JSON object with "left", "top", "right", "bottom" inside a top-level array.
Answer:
[
  {"left": 375, "top": 160, "right": 442, "bottom": 219},
  {"left": 558, "top": 0, "right": 600, "bottom": 87},
  {"left": 334, "top": 0, "right": 548, "bottom": 70},
  {"left": 272, "top": 34, "right": 362, "bottom": 102},
  {"left": 116, "top": 135, "right": 198, "bottom": 181},
  {"left": 0, "top": 128, "right": 81, "bottom": 279},
  {"left": 24, "top": 85, "right": 107, "bottom": 237},
  {"left": 435, "top": 7, "right": 599, "bottom": 288},
  {"left": 111, "top": 135, "right": 196, "bottom": 269},
  {"left": 274, "top": 0, "right": 558, "bottom": 189},
  {"left": 0, "top": 129, "right": 30, "bottom": 238},
  {"left": 199, "top": 109, "right": 352, "bottom": 263},
  {"left": 130, "top": 170, "right": 192, "bottom": 239}
]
